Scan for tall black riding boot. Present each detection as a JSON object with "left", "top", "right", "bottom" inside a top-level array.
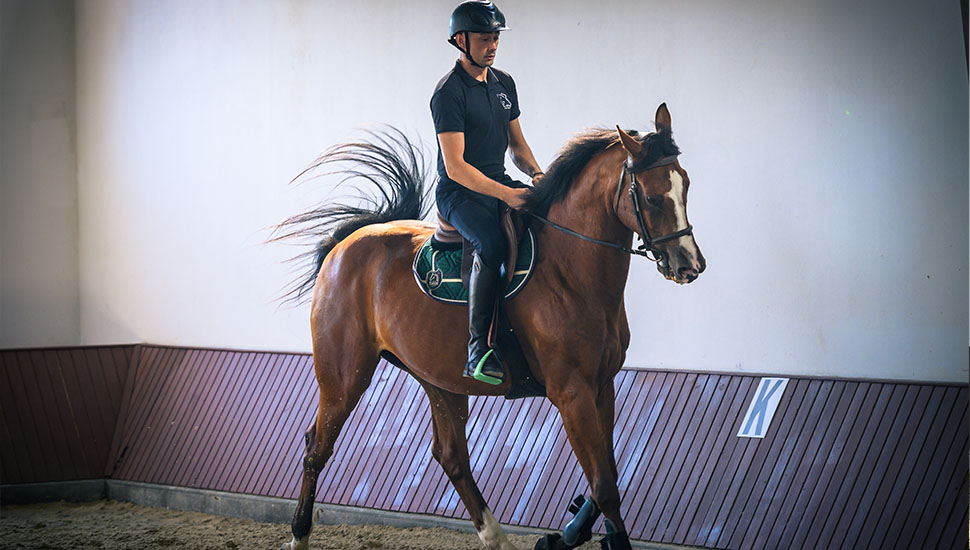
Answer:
[{"left": 462, "top": 254, "right": 505, "bottom": 385}]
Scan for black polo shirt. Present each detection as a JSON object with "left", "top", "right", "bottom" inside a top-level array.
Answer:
[{"left": 430, "top": 61, "right": 520, "bottom": 191}]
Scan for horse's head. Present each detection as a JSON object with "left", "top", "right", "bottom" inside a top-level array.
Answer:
[{"left": 615, "top": 104, "right": 705, "bottom": 284}]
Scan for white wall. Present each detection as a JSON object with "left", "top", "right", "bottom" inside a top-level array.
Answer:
[
  {"left": 68, "top": 0, "right": 968, "bottom": 382},
  {"left": 0, "top": 0, "right": 79, "bottom": 348}
]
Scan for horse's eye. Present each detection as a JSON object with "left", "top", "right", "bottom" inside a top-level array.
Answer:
[{"left": 645, "top": 196, "right": 663, "bottom": 208}]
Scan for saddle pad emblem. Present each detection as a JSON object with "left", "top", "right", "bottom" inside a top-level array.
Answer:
[
  {"left": 412, "top": 228, "right": 536, "bottom": 304},
  {"left": 427, "top": 269, "right": 443, "bottom": 290}
]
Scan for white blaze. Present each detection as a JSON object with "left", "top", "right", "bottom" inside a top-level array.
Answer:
[{"left": 666, "top": 169, "right": 700, "bottom": 258}]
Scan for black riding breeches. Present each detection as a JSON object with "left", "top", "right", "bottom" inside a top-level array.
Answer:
[{"left": 435, "top": 176, "right": 523, "bottom": 270}]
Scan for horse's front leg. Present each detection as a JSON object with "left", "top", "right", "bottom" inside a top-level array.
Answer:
[
  {"left": 596, "top": 381, "right": 619, "bottom": 482},
  {"left": 547, "top": 375, "right": 632, "bottom": 550}
]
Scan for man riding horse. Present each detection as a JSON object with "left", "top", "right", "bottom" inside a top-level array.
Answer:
[
  {"left": 432, "top": 0, "right": 544, "bottom": 385},
  {"left": 278, "top": 3, "right": 705, "bottom": 549}
]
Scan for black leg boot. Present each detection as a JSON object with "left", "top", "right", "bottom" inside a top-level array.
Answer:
[{"left": 462, "top": 254, "right": 505, "bottom": 385}]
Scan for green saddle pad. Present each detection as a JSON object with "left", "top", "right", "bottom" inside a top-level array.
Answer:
[{"left": 412, "top": 229, "right": 536, "bottom": 304}]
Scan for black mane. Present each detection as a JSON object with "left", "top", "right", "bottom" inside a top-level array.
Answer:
[{"left": 524, "top": 126, "right": 680, "bottom": 215}]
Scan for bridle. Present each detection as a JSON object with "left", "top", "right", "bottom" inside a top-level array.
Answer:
[{"left": 528, "top": 154, "right": 694, "bottom": 262}]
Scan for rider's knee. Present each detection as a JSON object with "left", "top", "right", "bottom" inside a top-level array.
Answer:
[{"left": 475, "top": 235, "right": 505, "bottom": 270}]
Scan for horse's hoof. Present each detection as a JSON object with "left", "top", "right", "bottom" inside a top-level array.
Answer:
[
  {"left": 598, "top": 529, "right": 633, "bottom": 550},
  {"left": 534, "top": 533, "right": 562, "bottom": 550},
  {"left": 282, "top": 536, "right": 309, "bottom": 550}
]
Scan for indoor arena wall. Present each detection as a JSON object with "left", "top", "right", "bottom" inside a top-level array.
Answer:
[{"left": 2, "top": 345, "right": 965, "bottom": 549}]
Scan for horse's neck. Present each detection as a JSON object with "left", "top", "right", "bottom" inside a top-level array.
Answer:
[{"left": 540, "top": 147, "right": 633, "bottom": 308}]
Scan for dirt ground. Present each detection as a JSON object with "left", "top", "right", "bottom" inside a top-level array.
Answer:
[{"left": 0, "top": 500, "right": 594, "bottom": 550}]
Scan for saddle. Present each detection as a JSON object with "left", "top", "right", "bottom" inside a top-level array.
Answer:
[
  {"left": 433, "top": 207, "right": 525, "bottom": 291},
  {"left": 412, "top": 208, "right": 545, "bottom": 399}
]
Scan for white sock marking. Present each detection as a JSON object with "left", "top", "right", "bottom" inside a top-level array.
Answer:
[{"left": 477, "top": 508, "right": 515, "bottom": 550}]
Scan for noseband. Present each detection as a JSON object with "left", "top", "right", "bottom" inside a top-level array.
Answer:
[{"left": 529, "top": 155, "right": 693, "bottom": 261}]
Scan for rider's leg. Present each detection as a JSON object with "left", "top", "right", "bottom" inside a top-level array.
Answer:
[
  {"left": 436, "top": 193, "right": 506, "bottom": 384},
  {"left": 464, "top": 252, "right": 504, "bottom": 383}
]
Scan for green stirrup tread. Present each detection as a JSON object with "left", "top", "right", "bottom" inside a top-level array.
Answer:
[{"left": 473, "top": 349, "right": 503, "bottom": 385}]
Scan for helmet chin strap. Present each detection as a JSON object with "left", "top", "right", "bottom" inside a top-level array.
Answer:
[
  {"left": 464, "top": 32, "right": 488, "bottom": 68},
  {"left": 450, "top": 32, "right": 487, "bottom": 69}
]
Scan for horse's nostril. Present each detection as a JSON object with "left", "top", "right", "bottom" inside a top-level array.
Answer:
[{"left": 679, "top": 267, "right": 698, "bottom": 280}]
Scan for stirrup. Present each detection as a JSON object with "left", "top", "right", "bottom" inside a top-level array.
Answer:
[{"left": 463, "top": 349, "right": 504, "bottom": 385}]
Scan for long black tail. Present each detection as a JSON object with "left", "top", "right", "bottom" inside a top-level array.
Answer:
[{"left": 270, "top": 126, "right": 433, "bottom": 304}]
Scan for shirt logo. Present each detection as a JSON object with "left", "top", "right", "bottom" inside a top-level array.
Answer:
[{"left": 496, "top": 93, "right": 512, "bottom": 110}]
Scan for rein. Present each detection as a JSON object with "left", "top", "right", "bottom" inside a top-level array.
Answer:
[{"left": 527, "top": 155, "right": 693, "bottom": 262}]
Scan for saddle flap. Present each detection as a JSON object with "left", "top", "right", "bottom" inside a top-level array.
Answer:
[
  {"left": 457, "top": 206, "right": 527, "bottom": 287},
  {"left": 452, "top": 207, "right": 527, "bottom": 289},
  {"left": 501, "top": 207, "right": 526, "bottom": 285}
]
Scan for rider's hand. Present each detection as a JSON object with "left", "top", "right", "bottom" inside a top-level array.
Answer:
[{"left": 504, "top": 187, "right": 530, "bottom": 210}]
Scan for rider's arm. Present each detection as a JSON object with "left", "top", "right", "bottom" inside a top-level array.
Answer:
[
  {"left": 438, "top": 131, "right": 528, "bottom": 209},
  {"left": 507, "top": 118, "right": 543, "bottom": 179}
]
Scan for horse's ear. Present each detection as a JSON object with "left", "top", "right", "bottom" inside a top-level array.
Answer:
[
  {"left": 655, "top": 103, "right": 672, "bottom": 130},
  {"left": 616, "top": 125, "right": 643, "bottom": 158}
]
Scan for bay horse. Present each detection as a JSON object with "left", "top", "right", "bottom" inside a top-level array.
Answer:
[{"left": 276, "top": 103, "right": 704, "bottom": 550}]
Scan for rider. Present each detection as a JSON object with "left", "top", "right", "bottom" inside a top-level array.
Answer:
[{"left": 431, "top": 0, "right": 544, "bottom": 385}]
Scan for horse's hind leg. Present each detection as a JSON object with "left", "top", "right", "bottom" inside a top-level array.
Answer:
[
  {"left": 283, "top": 346, "right": 379, "bottom": 550},
  {"left": 419, "top": 381, "right": 517, "bottom": 550}
]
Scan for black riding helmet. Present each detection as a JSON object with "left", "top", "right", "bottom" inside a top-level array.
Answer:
[{"left": 448, "top": 1, "right": 509, "bottom": 68}]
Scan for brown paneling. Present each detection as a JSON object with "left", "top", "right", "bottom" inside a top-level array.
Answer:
[
  {"left": 1, "top": 352, "right": 38, "bottom": 481},
  {"left": 502, "top": 397, "right": 561, "bottom": 524},
  {"left": 28, "top": 350, "right": 78, "bottom": 479},
  {"left": 855, "top": 384, "right": 934, "bottom": 546},
  {"left": 746, "top": 380, "right": 835, "bottom": 549},
  {"left": 228, "top": 353, "right": 296, "bottom": 494},
  {"left": 670, "top": 375, "right": 746, "bottom": 542},
  {"left": 644, "top": 374, "right": 719, "bottom": 541},
  {"left": 817, "top": 383, "right": 905, "bottom": 548},
  {"left": 177, "top": 350, "right": 247, "bottom": 487},
  {"left": 907, "top": 396, "right": 968, "bottom": 549},
  {"left": 3, "top": 345, "right": 966, "bottom": 550},
  {"left": 0, "top": 346, "right": 133, "bottom": 484},
  {"left": 197, "top": 352, "right": 270, "bottom": 489},
  {"left": 367, "top": 376, "right": 430, "bottom": 510},
  {"left": 111, "top": 347, "right": 184, "bottom": 479},
  {"left": 765, "top": 381, "right": 857, "bottom": 548},
  {"left": 257, "top": 355, "right": 317, "bottom": 498}
]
